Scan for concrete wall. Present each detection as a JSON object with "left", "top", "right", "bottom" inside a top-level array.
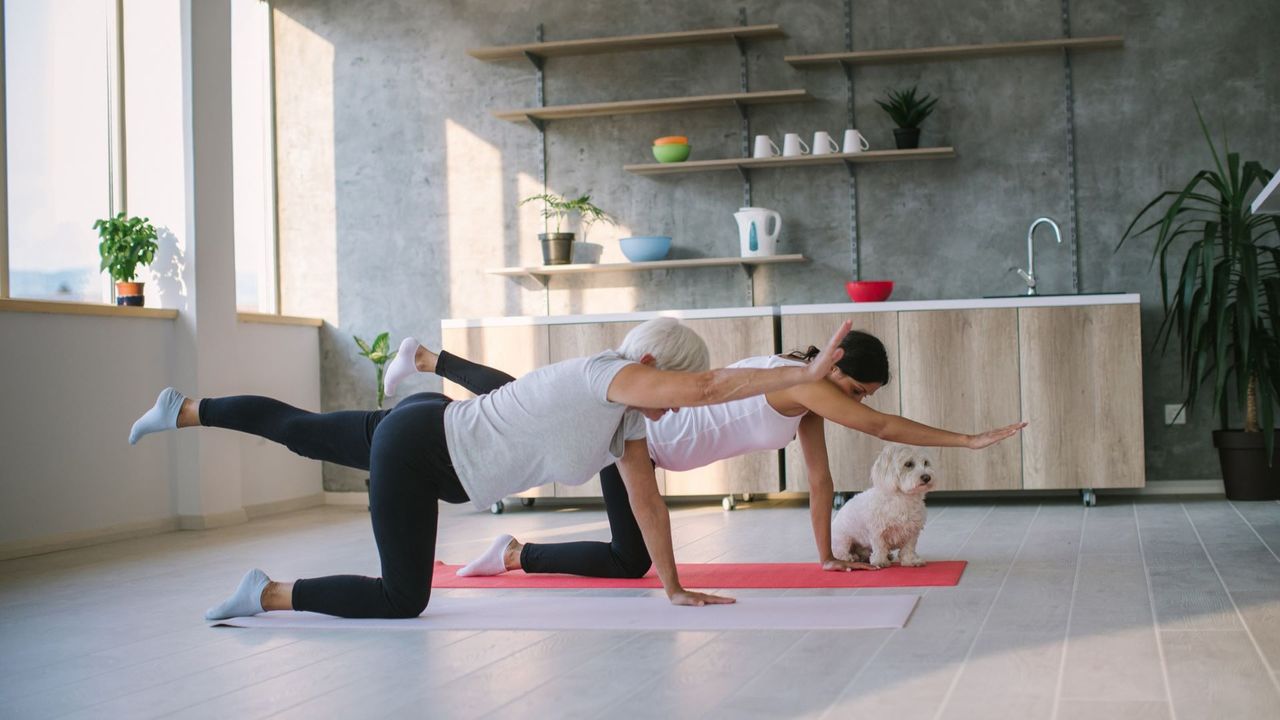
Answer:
[
  {"left": 272, "top": 0, "right": 1280, "bottom": 490},
  {"left": 0, "top": 312, "right": 321, "bottom": 557}
]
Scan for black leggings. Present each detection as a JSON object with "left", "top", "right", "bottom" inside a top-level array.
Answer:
[
  {"left": 199, "top": 392, "right": 468, "bottom": 618},
  {"left": 437, "top": 351, "right": 652, "bottom": 578}
]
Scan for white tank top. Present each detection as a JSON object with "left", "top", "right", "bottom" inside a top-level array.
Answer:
[{"left": 645, "top": 354, "right": 808, "bottom": 471}]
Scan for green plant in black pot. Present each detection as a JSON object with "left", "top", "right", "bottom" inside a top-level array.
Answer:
[
  {"left": 875, "top": 86, "right": 938, "bottom": 150},
  {"left": 519, "top": 192, "right": 613, "bottom": 265},
  {"left": 354, "top": 332, "right": 397, "bottom": 409},
  {"left": 94, "top": 212, "right": 159, "bottom": 306},
  {"left": 1118, "top": 103, "right": 1280, "bottom": 500}
]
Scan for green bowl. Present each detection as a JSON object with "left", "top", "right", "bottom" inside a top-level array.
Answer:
[{"left": 652, "top": 143, "right": 691, "bottom": 163}]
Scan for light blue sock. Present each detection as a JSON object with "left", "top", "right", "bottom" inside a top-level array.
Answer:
[
  {"left": 129, "top": 387, "right": 187, "bottom": 445},
  {"left": 205, "top": 568, "right": 271, "bottom": 621}
]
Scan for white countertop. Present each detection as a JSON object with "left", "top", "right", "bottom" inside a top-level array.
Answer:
[{"left": 442, "top": 294, "right": 1140, "bottom": 327}]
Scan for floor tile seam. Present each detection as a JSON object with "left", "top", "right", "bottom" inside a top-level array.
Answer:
[
  {"left": 930, "top": 503, "right": 1044, "bottom": 720},
  {"left": 148, "top": 629, "right": 415, "bottom": 720},
  {"left": 814, "top": 628, "right": 898, "bottom": 720},
  {"left": 1179, "top": 502, "right": 1280, "bottom": 699},
  {"left": 43, "top": 634, "right": 311, "bottom": 719},
  {"left": 471, "top": 630, "right": 649, "bottom": 719},
  {"left": 1133, "top": 502, "right": 1180, "bottom": 719},
  {"left": 587, "top": 631, "right": 741, "bottom": 718},
  {"left": 260, "top": 629, "right": 535, "bottom": 720},
  {"left": 1225, "top": 500, "right": 1280, "bottom": 566},
  {"left": 1050, "top": 503, "right": 1090, "bottom": 720}
]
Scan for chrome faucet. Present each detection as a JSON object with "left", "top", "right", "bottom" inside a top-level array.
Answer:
[{"left": 1010, "top": 217, "right": 1063, "bottom": 295}]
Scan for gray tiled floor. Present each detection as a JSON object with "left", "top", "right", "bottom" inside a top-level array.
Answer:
[{"left": 1, "top": 497, "right": 1278, "bottom": 719}]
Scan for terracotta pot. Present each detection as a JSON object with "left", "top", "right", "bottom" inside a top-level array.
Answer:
[{"left": 116, "top": 281, "right": 145, "bottom": 307}]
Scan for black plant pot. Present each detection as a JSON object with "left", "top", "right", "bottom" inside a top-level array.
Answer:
[
  {"left": 1212, "top": 430, "right": 1280, "bottom": 500},
  {"left": 893, "top": 127, "right": 921, "bottom": 150},
  {"left": 539, "top": 233, "right": 575, "bottom": 265}
]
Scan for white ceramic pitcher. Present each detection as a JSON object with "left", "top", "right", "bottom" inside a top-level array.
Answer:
[{"left": 734, "top": 207, "right": 782, "bottom": 257}]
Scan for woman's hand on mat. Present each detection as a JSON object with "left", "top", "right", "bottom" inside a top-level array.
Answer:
[
  {"left": 803, "top": 320, "right": 853, "bottom": 382},
  {"left": 822, "top": 558, "right": 879, "bottom": 572},
  {"left": 668, "top": 589, "right": 736, "bottom": 606},
  {"left": 966, "top": 421, "right": 1028, "bottom": 450}
]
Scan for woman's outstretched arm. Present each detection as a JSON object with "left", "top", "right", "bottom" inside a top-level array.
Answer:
[
  {"left": 615, "top": 439, "right": 734, "bottom": 607},
  {"left": 796, "top": 412, "right": 877, "bottom": 571},
  {"left": 786, "top": 379, "right": 1026, "bottom": 449},
  {"left": 607, "top": 321, "right": 852, "bottom": 409}
]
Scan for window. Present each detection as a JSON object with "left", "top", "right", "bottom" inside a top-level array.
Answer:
[
  {"left": 4, "top": 0, "right": 116, "bottom": 302},
  {"left": 231, "top": 0, "right": 277, "bottom": 313}
]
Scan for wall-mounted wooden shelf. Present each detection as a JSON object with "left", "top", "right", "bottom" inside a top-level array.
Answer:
[
  {"left": 493, "top": 89, "right": 812, "bottom": 123},
  {"left": 785, "top": 35, "right": 1123, "bottom": 67},
  {"left": 624, "top": 147, "right": 955, "bottom": 176},
  {"left": 487, "top": 254, "right": 807, "bottom": 280},
  {"left": 468, "top": 24, "right": 786, "bottom": 62}
]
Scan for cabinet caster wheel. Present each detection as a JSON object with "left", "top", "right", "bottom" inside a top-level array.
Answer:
[
  {"left": 520, "top": 498, "right": 536, "bottom": 507},
  {"left": 833, "top": 493, "right": 847, "bottom": 510},
  {"left": 722, "top": 496, "right": 736, "bottom": 511},
  {"left": 490, "top": 501, "right": 505, "bottom": 515},
  {"left": 741, "top": 493, "right": 753, "bottom": 502},
  {"left": 1081, "top": 489, "right": 1097, "bottom": 507}
]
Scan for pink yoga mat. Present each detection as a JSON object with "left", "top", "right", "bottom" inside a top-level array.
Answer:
[{"left": 432, "top": 560, "right": 965, "bottom": 589}]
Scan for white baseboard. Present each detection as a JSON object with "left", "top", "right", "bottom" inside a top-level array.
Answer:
[
  {"left": 1108, "top": 479, "right": 1225, "bottom": 496},
  {"left": 0, "top": 517, "right": 179, "bottom": 561},
  {"left": 245, "top": 492, "right": 326, "bottom": 519},
  {"left": 178, "top": 508, "right": 249, "bottom": 530},
  {"left": 325, "top": 491, "right": 370, "bottom": 506}
]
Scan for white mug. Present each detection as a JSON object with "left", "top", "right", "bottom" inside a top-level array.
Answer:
[
  {"left": 813, "top": 131, "right": 840, "bottom": 155},
  {"left": 842, "top": 129, "right": 871, "bottom": 154},
  {"left": 782, "top": 133, "right": 810, "bottom": 157},
  {"left": 752, "top": 135, "right": 781, "bottom": 159}
]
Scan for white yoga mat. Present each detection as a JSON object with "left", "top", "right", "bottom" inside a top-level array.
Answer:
[{"left": 212, "top": 594, "right": 919, "bottom": 632}]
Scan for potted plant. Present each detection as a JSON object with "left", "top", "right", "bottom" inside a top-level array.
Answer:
[
  {"left": 1119, "top": 104, "right": 1280, "bottom": 500},
  {"left": 876, "top": 86, "right": 938, "bottom": 150},
  {"left": 354, "top": 332, "right": 397, "bottom": 410},
  {"left": 518, "top": 192, "right": 613, "bottom": 265},
  {"left": 93, "top": 212, "right": 159, "bottom": 306}
]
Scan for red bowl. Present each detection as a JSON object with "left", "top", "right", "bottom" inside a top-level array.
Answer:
[{"left": 845, "top": 280, "right": 894, "bottom": 302}]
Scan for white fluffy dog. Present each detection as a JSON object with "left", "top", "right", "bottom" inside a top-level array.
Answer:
[{"left": 831, "top": 444, "right": 936, "bottom": 568}]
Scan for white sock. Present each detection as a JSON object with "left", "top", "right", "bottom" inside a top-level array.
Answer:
[
  {"left": 204, "top": 568, "right": 270, "bottom": 621},
  {"left": 456, "top": 534, "right": 514, "bottom": 577},
  {"left": 129, "top": 387, "right": 186, "bottom": 445},
  {"left": 383, "top": 337, "right": 421, "bottom": 397}
]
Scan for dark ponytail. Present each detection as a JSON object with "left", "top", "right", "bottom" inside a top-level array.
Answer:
[{"left": 785, "top": 330, "right": 890, "bottom": 385}]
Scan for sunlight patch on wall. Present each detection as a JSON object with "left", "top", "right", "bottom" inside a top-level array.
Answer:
[
  {"left": 273, "top": 10, "right": 338, "bottom": 324},
  {"left": 446, "top": 119, "right": 504, "bottom": 318}
]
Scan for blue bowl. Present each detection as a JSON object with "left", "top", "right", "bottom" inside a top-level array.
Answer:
[{"left": 620, "top": 236, "right": 672, "bottom": 262}]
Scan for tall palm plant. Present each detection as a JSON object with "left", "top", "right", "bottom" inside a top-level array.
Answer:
[{"left": 1118, "top": 103, "right": 1280, "bottom": 462}]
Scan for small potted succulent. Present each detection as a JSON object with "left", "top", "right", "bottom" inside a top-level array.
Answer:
[
  {"left": 94, "top": 212, "right": 159, "bottom": 306},
  {"left": 876, "top": 86, "right": 938, "bottom": 150},
  {"left": 354, "top": 332, "right": 397, "bottom": 409},
  {"left": 518, "top": 192, "right": 614, "bottom": 265}
]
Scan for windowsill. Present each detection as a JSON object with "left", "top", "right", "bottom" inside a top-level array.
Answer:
[
  {"left": 0, "top": 298, "right": 178, "bottom": 320},
  {"left": 237, "top": 312, "right": 323, "bottom": 328}
]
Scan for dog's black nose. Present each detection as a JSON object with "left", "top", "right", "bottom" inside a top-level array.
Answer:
[{"left": 921, "top": 474, "right": 932, "bottom": 484}]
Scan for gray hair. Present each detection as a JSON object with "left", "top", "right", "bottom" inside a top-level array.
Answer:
[{"left": 617, "top": 317, "right": 710, "bottom": 372}]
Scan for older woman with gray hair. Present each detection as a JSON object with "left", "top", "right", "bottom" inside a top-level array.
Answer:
[{"left": 128, "top": 316, "right": 852, "bottom": 619}]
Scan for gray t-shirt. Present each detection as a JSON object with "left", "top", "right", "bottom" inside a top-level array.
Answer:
[{"left": 443, "top": 350, "right": 648, "bottom": 510}]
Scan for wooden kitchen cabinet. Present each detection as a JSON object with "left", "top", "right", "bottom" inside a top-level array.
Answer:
[
  {"left": 897, "top": 309, "right": 1024, "bottom": 491},
  {"left": 780, "top": 311, "right": 901, "bottom": 492},
  {"left": 660, "top": 315, "right": 780, "bottom": 496},
  {"left": 1018, "top": 304, "right": 1145, "bottom": 489}
]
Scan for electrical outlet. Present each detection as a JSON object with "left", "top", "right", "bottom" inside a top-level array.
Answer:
[{"left": 1165, "top": 404, "right": 1187, "bottom": 425}]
